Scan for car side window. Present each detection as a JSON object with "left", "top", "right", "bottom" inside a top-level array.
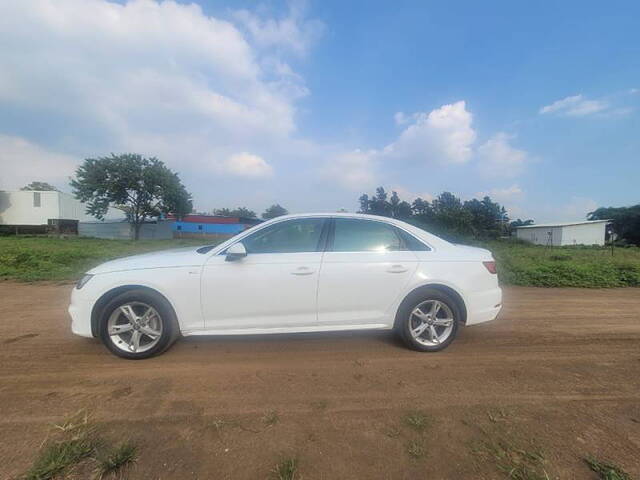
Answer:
[
  {"left": 396, "top": 228, "right": 431, "bottom": 251},
  {"left": 241, "top": 218, "right": 326, "bottom": 254},
  {"left": 331, "top": 218, "right": 406, "bottom": 252}
]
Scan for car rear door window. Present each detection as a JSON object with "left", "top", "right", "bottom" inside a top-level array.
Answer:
[
  {"left": 331, "top": 218, "right": 406, "bottom": 252},
  {"left": 242, "top": 218, "right": 326, "bottom": 254}
]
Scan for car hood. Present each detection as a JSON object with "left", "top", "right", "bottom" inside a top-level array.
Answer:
[
  {"left": 452, "top": 244, "right": 494, "bottom": 261},
  {"left": 88, "top": 247, "right": 207, "bottom": 274}
]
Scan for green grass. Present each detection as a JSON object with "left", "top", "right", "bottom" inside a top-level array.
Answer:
[
  {"left": 0, "top": 236, "right": 212, "bottom": 282},
  {"left": 406, "top": 439, "right": 425, "bottom": 458},
  {"left": 485, "top": 240, "right": 640, "bottom": 288},
  {"left": 96, "top": 441, "right": 137, "bottom": 478},
  {"left": 24, "top": 436, "right": 98, "bottom": 480},
  {"left": 474, "top": 436, "right": 550, "bottom": 480},
  {"left": 262, "top": 410, "right": 280, "bottom": 426},
  {"left": 271, "top": 457, "right": 299, "bottom": 480},
  {"left": 23, "top": 411, "right": 139, "bottom": 480},
  {"left": 404, "top": 410, "right": 431, "bottom": 433},
  {"left": 1, "top": 235, "right": 639, "bottom": 287},
  {"left": 585, "top": 456, "right": 632, "bottom": 480}
]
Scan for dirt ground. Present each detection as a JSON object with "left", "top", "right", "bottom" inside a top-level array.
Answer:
[{"left": 1, "top": 283, "right": 639, "bottom": 480}]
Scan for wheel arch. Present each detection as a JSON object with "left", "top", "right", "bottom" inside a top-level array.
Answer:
[
  {"left": 90, "top": 285, "right": 177, "bottom": 337},
  {"left": 394, "top": 283, "right": 468, "bottom": 328}
]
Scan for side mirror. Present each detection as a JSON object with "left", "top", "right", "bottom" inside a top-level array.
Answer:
[{"left": 225, "top": 242, "right": 247, "bottom": 262}]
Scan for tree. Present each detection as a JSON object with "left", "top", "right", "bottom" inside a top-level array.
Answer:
[
  {"left": 213, "top": 207, "right": 257, "bottom": 218},
  {"left": 71, "top": 153, "right": 192, "bottom": 240},
  {"left": 588, "top": 205, "right": 640, "bottom": 245},
  {"left": 21, "top": 181, "right": 58, "bottom": 191},
  {"left": 509, "top": 218, "right": 534, "bottom": 235},
  {"left": 262, "top": 204, "right": 288, "bottom": 219},
  {"left": 357, "top": 187, "right": 513, "bottom": 241}
]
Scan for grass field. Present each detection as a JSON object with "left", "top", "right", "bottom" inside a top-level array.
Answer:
[{"left": 1, "top": 235, "right": 639, "bottom": 287}]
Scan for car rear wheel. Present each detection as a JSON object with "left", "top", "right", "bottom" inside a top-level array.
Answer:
[
  {"left": 98, "top": 289, "right": 180, "bottom": 359},
  {"left": 396, "top": 289, "right": 460, "bottom": 352}
]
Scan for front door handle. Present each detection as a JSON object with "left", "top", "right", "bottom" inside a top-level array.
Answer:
[
  {"left": 387, "top": 264, "right": 408, "bottom": 273},
  {"left": 291, "top": 266, "right": 315, "bottom": 276}
]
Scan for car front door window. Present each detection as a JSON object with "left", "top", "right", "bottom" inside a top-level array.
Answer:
[{"left": 242, "top": 218, "right": 326, "bottom": 254}]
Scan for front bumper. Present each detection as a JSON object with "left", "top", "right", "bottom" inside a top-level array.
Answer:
[{"left": 68, "top": 286, "right": 94, "bottom": 338}]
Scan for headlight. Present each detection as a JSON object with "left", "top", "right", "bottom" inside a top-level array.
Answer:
[{"left": 76, "top": 274, "right": 94, "bottom": 290}]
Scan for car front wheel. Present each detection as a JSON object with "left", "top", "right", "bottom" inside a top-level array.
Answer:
[
  {"left": 98, "top": 289, "right": 180, "bottom": 359},
  {"left": 396, "top": 289, "right": 460, "bottom": 352}
]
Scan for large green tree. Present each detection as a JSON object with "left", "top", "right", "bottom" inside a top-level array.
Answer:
[
  {"left": 71, "top": 154, "right": 192, "bottom": 240},
  {"left": 262, "top": 204, "right": 288, "bottom": 219},
  {"left": 213, "top": 207, "right": 257, "bottom": 218},
  {"left": 588, "top": 204, "right": 640, "bottom": 245},
  {"left": 359, "top": 187, "right": 514, "bottom": 240},
  {"left": 21, "top": 181, "right": 58, "bottom": 191}
]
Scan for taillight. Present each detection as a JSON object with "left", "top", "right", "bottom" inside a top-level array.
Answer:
[{"left": 483, "top": 261, "right": 497, "bottom": 274}]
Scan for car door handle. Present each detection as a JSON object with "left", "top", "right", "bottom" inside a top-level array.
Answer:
[
  {"left": 291, "top": 267, "right": 315, "bottom": 276},
  {"left": 387, "top": 265, "right": 408, "bottom": 273}
]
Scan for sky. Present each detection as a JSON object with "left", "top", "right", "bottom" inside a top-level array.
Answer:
[{"left": 0, "top": 0, "right": 638, "bottom": 221}]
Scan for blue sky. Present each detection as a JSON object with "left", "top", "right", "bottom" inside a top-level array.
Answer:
[{"left": 0, "top": 0, "right": 638, "bottom": 221}]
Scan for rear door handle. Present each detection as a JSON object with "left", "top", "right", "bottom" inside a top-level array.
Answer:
[
  {"left": 387, "top": 264, "right": 408, "bottom": 273},
  {"left": 291, "top": 266, "right": 315, "bottom": 276}
]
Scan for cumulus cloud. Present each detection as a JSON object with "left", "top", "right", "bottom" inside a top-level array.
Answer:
[
  {"left": 221, "top": 152, "right": 273, "bottom": 178},
  {"left": 0, "top": 135, "right": 77, "bottom": 190},
  {"left": 384, "top": 101, "right": 476, "bottom": 164},
  {"left": 389, "top": 186, "right": 434, "bottom": 202},
  {"left": 539, "top": 94, "right": 609, "bottom": 117},
  {"left": 477, "top": 184, "right": 523, "bottom": 202},
  {"left": 323, "top": 150, "right": 377, "bottom": 190},
  {"left": 233, "top": 0, "right": 324, "bottom": 57},
  {"left": 0, "top": 0, "right": 317, "bottom": 186},
  {"left": 477, "top": 133, "right": 528, "bottom": 178}
]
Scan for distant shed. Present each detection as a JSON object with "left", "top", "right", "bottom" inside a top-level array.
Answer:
[
  {"left": 169, "top": 214, "right": 261, "bottom": 238},
  {"left": 515, "top": 220, "right": 610, "bottom": 246}
]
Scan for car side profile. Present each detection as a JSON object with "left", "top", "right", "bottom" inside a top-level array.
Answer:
[{"left": 69, "top": 213, "right": 502, "bottom": 359}]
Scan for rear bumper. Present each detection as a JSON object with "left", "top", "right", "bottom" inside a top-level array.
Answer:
[{"left": 465, "top": 287, "right": 502, "bottom": 326}]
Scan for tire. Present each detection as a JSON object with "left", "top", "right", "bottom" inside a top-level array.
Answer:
[
  {"left": 98, "top": 289, "right": 180, "bottom": 359},
  {"left": 395, "top": 288, "right": 461, "bottom": 352}
]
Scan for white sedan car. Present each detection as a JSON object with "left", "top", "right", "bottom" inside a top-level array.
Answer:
[{"left": 69, "top": 213, "right": 502, "bottom": 359}]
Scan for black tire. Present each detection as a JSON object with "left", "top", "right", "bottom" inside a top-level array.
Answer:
[
  {"left": 395, "top": 288, "right": 461, "bottom": 352},
  {"left": 98, "top": 289, "right": 180, "bottom": 359}
]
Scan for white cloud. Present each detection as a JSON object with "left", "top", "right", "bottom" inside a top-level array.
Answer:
[
  {"left": 384, "top": 101, "right": 476, "bottom": 164},
  {"left": 233, "top": 0, "right": 324, "bottom": 57},
  {"left": 477, "top": 133, "right": 528, "bottom": 178},
  {"left": 539, "top": 94, "right": 609, "bottom": 117},
  {"left": 0, "top": 0, "right": 318, "bottom": 181},
  {"left": 221, "top": 152, "right": 273, "bottom": 178},
  {"left": 323, "top": 150, "right": 377, "bottom": 190},
  {"left": 0, "top": 135, "right": 77, "bottom": 190},
  {"left": 394, "top": 112, "right": 409, "bottom": 125},
  {"left": 560, "top": 196, "right": 598, "bottom": 219},
  {"left": 477, "top": 184, "right": 523, "bottom": 202},
  {"left": 389, "top": 186, "right": 434, "bottom": 202}
]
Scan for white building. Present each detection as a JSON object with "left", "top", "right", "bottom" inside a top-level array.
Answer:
[
  {"left": 515, "top": 220, "right": 611, "bottom": 246},
  {"left": 0, "top": 190, "right": 96, "bottom": 226}
]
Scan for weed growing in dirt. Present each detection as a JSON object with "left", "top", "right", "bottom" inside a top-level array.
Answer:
[
  {"left": 406, "top": 439, "right": 425, "bottom": 458},
  {"left": 263, "top": 410, "right": 280, "bottom": 426},
  {"left": 404, "top": 410, "right": 431, "bottom": 432},
  {"left": 473, "top": 435, "right": 549, "bottom": 480},
  {"left": 96, "top": 441, "right": 137, "bottom": 479},
  {"left": 272, "top": 457, "right": 299, "bottom": 480},
  {"left": 24, "top": 435, "right": 98, "bottom": 480},
  {"left": 585, "top": 456, "right": 631, "bottom": 480},
  {"left": 22, "top": 410, "right": 139, "bottom": 480}
]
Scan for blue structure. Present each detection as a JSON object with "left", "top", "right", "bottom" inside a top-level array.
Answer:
[{"left": 172, "top": 222, "right": 245, "bottom": 234}]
